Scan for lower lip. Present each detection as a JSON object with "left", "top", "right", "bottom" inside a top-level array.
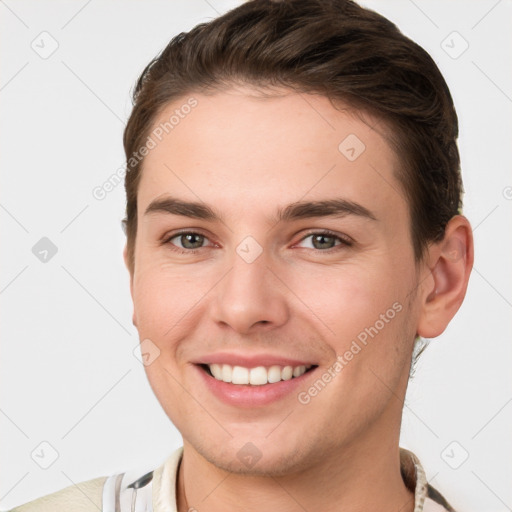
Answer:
[{"left": 194, "top": 365, "right": 317, "bottom": 407}]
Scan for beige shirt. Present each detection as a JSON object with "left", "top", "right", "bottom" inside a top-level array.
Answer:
[{"left": 9, "top": 446, "right": 456, "bottom": 512}]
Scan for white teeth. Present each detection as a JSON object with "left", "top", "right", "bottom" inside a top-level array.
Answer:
[
  {"left": 281, "top": 366, "right": 293, "bottom": 381},
  {"left": 249, "top": 366, "right": 267, "bottom": 385},
  {"left": 221, "top": 364, "right": 232, "bottom": 383},
  {"left": 206, "top": 363, "right": 311, "bottom": 385},
  {"left": 231, "top": 366, "right": 249, "bottom": 385},
  {"left": 210, "top": 363, "right": 223, "bottom": 380},
  {"left": 293, "top": 365, "right": 306, "bottom": 377},
  {"left": 268, "top": 365, "right": 282, "bottom": 383}
]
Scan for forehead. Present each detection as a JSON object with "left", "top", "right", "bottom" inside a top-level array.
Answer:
[{"left": 137, "top": 87, "right": 406, "bottom": 221}]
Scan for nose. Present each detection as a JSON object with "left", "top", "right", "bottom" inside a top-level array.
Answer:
[{"left": 210, "top": 244, "right": 290, "bottom": 335}]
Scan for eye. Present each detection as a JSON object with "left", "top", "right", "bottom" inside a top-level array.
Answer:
[
  {"left": 296, "top": 230, "right": 352, "bottom": 251},
  {"left": 161, "top": 229, "right": 352, "bottom": 255},
  {"left": 163, "top": 231, "right": 214, "bottom": 253}
]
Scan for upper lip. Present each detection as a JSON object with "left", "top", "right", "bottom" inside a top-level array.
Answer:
[{"left": 194, "top": 352, "right": 317, "bottom": 368}]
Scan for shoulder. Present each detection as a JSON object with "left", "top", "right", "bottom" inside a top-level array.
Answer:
[
  {"left": 8, "top": 476, "right": 107, "bottom": 512},
  {"left": 7, "top": 448, "right": 184, "bottom": 512}
]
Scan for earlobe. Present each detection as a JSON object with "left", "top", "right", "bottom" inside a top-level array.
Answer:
[{"left": 417, "top": 215, "right": 474, "bottom": 339}]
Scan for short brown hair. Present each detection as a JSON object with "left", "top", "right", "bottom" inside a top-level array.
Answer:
[
  {"left": 122, "top": 0, "right": 462, "bottom": 276},
  {"left": 123, "top": 0, "right": 463, "bottom": 377}
]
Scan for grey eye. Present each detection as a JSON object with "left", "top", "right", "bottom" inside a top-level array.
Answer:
[{"left": 173, "top": 233, "right": 206, "bottom": 249}]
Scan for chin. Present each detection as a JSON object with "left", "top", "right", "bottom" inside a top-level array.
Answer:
[{"left": 192, "top": 435, "right": 319, "bottom": 477}]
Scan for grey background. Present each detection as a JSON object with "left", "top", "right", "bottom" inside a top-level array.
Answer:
[{"left": 1, "top": 0, "right": 511, "bottom": 510}]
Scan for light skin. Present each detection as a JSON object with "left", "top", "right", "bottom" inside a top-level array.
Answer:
[{"left": 123, "top": 86, "right": 473, "bottom": 512}]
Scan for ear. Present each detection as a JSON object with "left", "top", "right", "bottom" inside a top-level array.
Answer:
[
  {"left": 123, "top": 244, "right": 137, "bottom": 328},
  {"left": 417, "top": 215, "right": 474, "bottom": 338}
]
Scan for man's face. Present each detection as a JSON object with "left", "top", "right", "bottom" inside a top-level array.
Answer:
[{"left": 127, "top": 87, "right": 424, "bottom": 475}]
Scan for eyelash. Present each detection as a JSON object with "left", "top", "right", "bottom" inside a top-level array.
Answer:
[{"left": 162, "top": 229, "right": 353, "bottom": 255}]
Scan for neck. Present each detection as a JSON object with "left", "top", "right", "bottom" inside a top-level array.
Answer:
[{"left": 176, "top": 418, "right": 415, "bottom": 512}]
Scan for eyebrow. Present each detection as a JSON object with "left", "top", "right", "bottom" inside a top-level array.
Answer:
[{"left": 144, "top": 195, "right": 377, "bottom": 224}]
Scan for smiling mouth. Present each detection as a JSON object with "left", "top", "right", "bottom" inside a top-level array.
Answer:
[{"left": 199, "top": 363, "right": 318, "bottom": 386}]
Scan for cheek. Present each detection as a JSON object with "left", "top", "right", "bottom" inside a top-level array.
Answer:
[
  {"left": 289, "top": 259, "right": 406, "bottom": 343},
  {"left": 132, "top": 265, "right": 205, "bottom": 345}
]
